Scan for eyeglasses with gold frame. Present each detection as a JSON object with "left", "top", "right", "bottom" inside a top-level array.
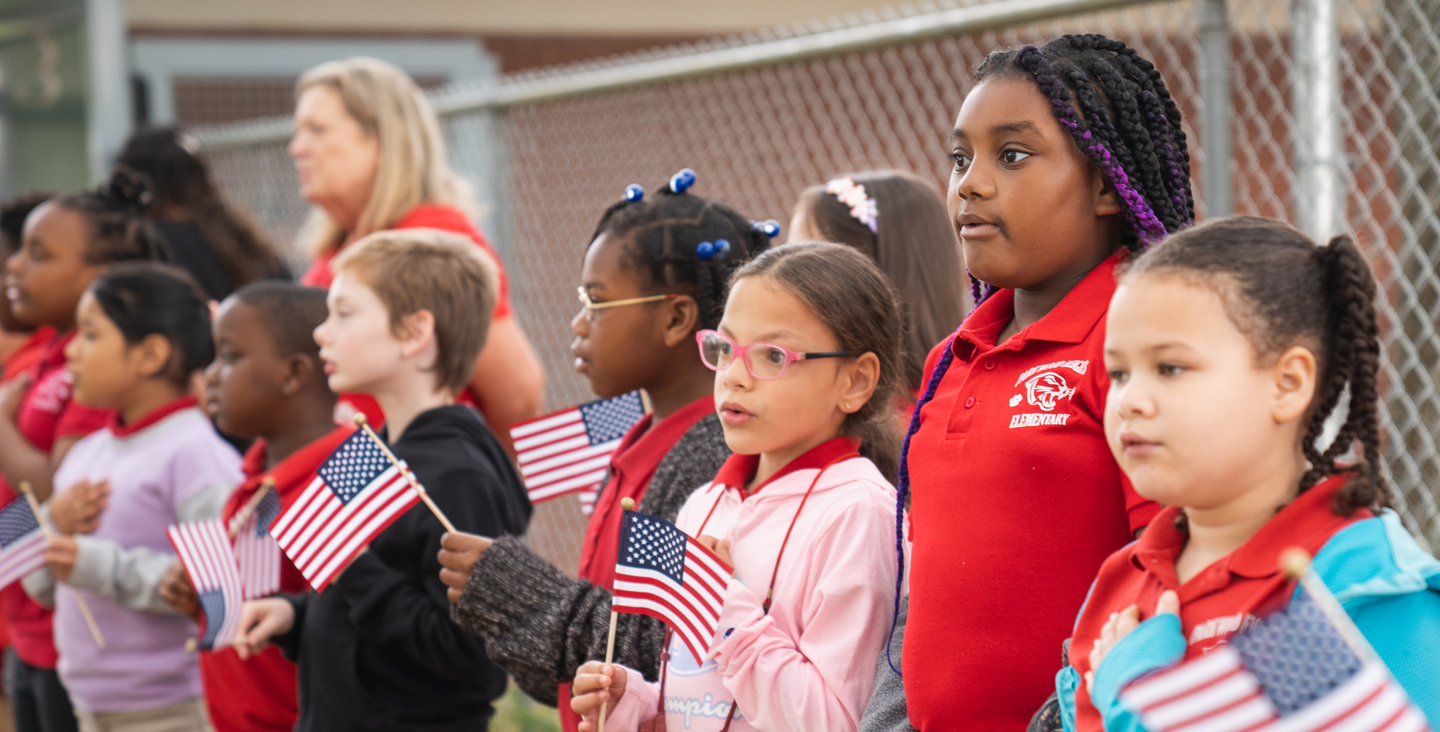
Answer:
[{"left": 576, "top": 286, "right": 679, "bottom": 314}]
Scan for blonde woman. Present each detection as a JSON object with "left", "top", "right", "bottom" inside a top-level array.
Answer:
[{"left": 289, "top": 57, "right": 543, "bottom": 446}]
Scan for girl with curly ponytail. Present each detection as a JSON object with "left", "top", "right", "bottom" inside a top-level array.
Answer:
[
  {"left": 0, "top": 169, "right": 169, "bottom": 732},
  {"left": 1065, "top": 216, "right": 1440, "bottom": 731}
]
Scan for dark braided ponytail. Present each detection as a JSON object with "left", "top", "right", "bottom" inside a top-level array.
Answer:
[
  {"left": 973, "top": 35, "right": 1194, "bottom": 260},
  {"left": 55, "top": 168, "right": 171, "bottom": 265},
  {"left": 586, "top": 171, "right": 769, "bottom": 329},
  {"left": 1126, "top": 216, "right": 1388, "bottom": 515}
]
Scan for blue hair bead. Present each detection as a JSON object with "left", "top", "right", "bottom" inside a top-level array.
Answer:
[
  {"left": 757, "top": 220, "right": 781, "bottom": 238},
  {"left": 669, "top": 168, "right": 697, "bottom": 194},
  {"left": 623, "top": 184, "right": 644, "bottom": 203},
  {"left": 696, "top": 241, "right": 715, "bottom": 260},
  {"left": 714, "top": 239, "right": 731, "bottom": 258}
]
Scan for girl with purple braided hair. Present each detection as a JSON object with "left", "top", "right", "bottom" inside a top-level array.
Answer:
[{"left": 872, "top": 34, "right": 1194, "bottom": 732}]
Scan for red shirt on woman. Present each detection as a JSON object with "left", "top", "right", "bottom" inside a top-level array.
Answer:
[
  {"left": 198, "top": 426, "right": 352, "bottom": 732},
  {"left": 299, "top": 204, "right": 514, "bottom": 426},
  {"left": 902, "top": 251, "right": 1160, "bottom": 731}
]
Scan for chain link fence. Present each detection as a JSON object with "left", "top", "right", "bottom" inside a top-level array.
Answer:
[{"left": 197, "top": 0, "right": 1440, "bottom": 573}]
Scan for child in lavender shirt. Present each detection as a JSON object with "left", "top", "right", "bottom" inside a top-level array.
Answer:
[{"left": 28, "top": 264, "right": 240, "bottom": 731}]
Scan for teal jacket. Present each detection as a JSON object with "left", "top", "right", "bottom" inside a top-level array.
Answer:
[{"left": 1057, "top": 510, "right": 1440, "bottom": 731}]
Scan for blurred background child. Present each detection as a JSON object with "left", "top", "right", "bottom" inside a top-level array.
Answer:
[
  {"left": 0, "top": 193, "right": 56, "bottom": 376},
  {"left": 0, "top": 173, "right": 168, "bottom": 732},
  {"left": 37, "top": 263, "right": 241, "bottom": 731}
]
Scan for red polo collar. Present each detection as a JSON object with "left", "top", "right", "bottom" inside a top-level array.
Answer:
[
  {"left": 711, "top": 436, "right": 861, "bottom": 494},
  {"left": 108, "top": 395, "right": 199, "bottom": 438},
  {"left": 1131, "top": 472, "right": 1371, "bottom": 586},
  {"left": 953, "top": 248, "right": 1128, "bottom": 359}
]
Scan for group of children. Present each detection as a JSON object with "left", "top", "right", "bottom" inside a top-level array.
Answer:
[{"left": 0, "top": 29, "right": 1431, "bottom": 732}]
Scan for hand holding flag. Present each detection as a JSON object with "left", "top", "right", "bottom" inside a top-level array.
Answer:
[
  {"left": 1116, "top": 547, "right": 1433, "bottom": 732},
  {"left": 167, "top": 519, "right": 244, "bottom": 651}
]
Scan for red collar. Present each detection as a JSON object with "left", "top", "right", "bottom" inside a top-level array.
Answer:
[
  {"left": 953, "top": 248, "right": 1127, "bottom": 359},
  {"left": 242, "top": 426, "right": 355, "bottom": 484},
  {"left": 108, "top": 395, "right": 199, "bottom": 438},
  {"left": 34, "top": 330, "right": 76, "bottom": 376},
  {"left": 712, "top": 436, "right": 861, "bottom": 494},
  {"left": 611, "top": 396, "right": 714, "bottom": 477},
  {"left": 1132, "top": 473, "right": 1372, "bottom": 583}
]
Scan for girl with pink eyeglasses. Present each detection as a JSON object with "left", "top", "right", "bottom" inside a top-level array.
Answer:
[{"left": 569, "top": 241, "right": 901, "bottom": 732}]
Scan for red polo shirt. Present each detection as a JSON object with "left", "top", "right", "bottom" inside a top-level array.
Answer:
[
  {"left": 0, "top": 330, "right": 112, "bottom": 669},
  {"left": 199, "top": 427, "right": 353, "bottom": 732},
  {"left": 903, "top": 250, "right": 1160, "bottom": 731},
  {"left": 1068, "top": 474, "right": 1369, "bottom": 731},
  {"left": 301, "top": 204, "right": 514, "bottom": 427}
]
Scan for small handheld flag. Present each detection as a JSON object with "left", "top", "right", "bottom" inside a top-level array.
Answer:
[
  {"left": 510, "top": 391, "right": 645, "bottom": 511},
  {"left": 230, "top": 480, "right": 282, "bottom": 600},
  {"left": 269, "top": 429, "right": 423, "bottom": 591},
  {"left": 167, "top": 519, "right": 244, "bottom": 651},
  {"left": 17, "top": 482, "right": 105, "bottom": 648},
  {"left": 0, "top": 491, "right": 47, "bottom": 590},
  {"left": 1120, "top": 548, "right": 1433, "bottom": 732},
  {"left": 610, "top": 506, "right": 730, "bottom": 664}
]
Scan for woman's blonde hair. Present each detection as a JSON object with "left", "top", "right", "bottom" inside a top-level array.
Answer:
[{"left": 295, "top": 57, "right": 474, "bottom": 256}]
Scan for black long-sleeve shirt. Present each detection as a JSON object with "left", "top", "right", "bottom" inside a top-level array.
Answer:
[{"left": 278, "top": 405, "right": 532, "bottom": 732}]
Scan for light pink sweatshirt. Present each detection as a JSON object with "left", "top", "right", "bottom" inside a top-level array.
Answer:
[{"left": 606, "top": 437, "right": 897, "bottom": 732}]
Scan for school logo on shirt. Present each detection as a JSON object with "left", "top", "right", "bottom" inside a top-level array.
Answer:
[{"left": 1007, "top": 360, "right": 1087, "bottom": 429}]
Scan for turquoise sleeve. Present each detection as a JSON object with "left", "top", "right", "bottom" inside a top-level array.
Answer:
[
  {"left": 1352, "top": 591, "right": 1440, "bottom": 725},
  {"left": 1088, "top": 613, "right": 1186, "bottom": 732}
]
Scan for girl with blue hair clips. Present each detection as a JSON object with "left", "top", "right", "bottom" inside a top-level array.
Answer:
[{"left": 1064, "top": 216, "right": 1440, "bottom": 732}]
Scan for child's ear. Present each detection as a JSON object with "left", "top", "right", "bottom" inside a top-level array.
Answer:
[
  {"left": 838, "top": 352, "right": 881, "bottom": 415},
  {"left": 134, "top": 334, "right": 176, "bottom": 381},
  {"left": 661, "top": 296, "right": 700, "bottom": 348},
  {"left": 1093, "top": 169, "right": 1123, "bottom": 217},
  {"left": 398, "top": 309, "right": 437, "bottom": 358},
  {"left": 280, "top": 353, "right": 314, "bottom": 397},
  {"left": 1269, "top": 345, "right": 1318, "bottom": 424}
]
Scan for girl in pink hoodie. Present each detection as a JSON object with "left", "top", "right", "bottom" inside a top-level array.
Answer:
[{"left": 572, "top": 241, "right": 901, "bottom": 732}]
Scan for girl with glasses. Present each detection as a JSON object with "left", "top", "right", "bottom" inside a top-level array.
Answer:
[
  {"left": 571, "top": 241, "right": 903, "bottom": 732},
  {"left": 438, "top": 172, "right": 767, "bottom": 732}
]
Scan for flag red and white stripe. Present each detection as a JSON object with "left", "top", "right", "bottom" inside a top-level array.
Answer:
[
  {"left": 167, "top": 519, "right": 244, "bottom": 650},
  {"left": 0, "top": 495, "right": 47, "bottom": 589},
  {"left": 1121, "top": 645, "right": 1280, "bottom": 732},
  {"left": 230, "top": 488, "right": 282, "bottom": 599},
  {"left": 511, "top": 392, "right": 645, "bottom": 506},
  {"left": 611, "top": 510, "right": 730, "bottom": 662},
  {"left": 269, "top": 430, "right": 420, "bottom": 591}
]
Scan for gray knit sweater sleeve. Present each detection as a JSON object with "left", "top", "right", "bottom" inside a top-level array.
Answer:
[
  {"left": 451, "top": 413, "right": 730, "bottom": 706},
  {"left": 860, "top": 595, "right": 917, "bottom": 732}
]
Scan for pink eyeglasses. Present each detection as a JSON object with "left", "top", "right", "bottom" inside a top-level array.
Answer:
[{"left": 696, "top": 329, "right": 852, "bottom": 380}]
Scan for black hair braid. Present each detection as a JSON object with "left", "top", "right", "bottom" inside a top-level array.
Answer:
[
  {"left": 975, "top": 35, "right": 1194, "bottom": 252},
  {"left": 1305, "top": 237, "right": 1388, "bottom": 511}
]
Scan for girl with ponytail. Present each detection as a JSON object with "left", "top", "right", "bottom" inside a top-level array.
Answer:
[{"left": 1067, "top": 216, "right": 1440, "bottom": 731}]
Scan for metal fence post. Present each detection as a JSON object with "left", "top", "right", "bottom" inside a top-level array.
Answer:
[
  {"left": 1198, "top": 0, "right": 1232, "bottom": 219},
  {"left": 1291, "top": 0, "right": 1346, "bottom": 241},
  {"left": 85, "top": 0, "right": 131, "bottom": 183}
]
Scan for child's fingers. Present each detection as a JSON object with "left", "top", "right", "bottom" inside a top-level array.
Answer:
[
  {"left": 1155, "top": 590, "right": 1180, "bottom": 617},
  {"left": 438, "top": 567, "right": 469, "bottom": 591},
  {"left": 1114, "top": 605, "right": 1141, "bottom": 638}
]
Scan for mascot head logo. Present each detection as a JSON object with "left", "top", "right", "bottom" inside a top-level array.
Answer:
[{"left": 1025, "top": 372, "right": 1076, "bottom": 412}]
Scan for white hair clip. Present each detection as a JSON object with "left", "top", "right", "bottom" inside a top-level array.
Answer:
[{"left": 825, "top": 177, "right": 879, "bottom": 234}]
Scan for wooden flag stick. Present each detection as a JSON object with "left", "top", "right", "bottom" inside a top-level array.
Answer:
[
  {"left": 352, "top": 414, "right": 458, "bottom": 534},
  {"left": 19, "top": 482, "right": 106, "bottom": 649},
  {"left": 228, "top": 478, "right": 276, "bottom": 541},
  {"left": 1279, "top": 546, "right": 1381, "bottom": 664},
  {"left": 597, "top": 496, "right": 635, "bottom": 732}
]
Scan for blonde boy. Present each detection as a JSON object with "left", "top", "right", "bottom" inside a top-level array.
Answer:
[{"left": 234, "top": 229, "right": 532, "bottom": 732}]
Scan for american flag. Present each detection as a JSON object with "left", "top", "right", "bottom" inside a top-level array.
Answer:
[
  {"left": 269, "top": 430, "right": 420, "bottom": 591},
  {"left": 611, "top": 510, "right": 730, "bottom": 663},
  {"left": 167, "top": 520, "right": 244, "bottom": 651},
  {"left": 230, "top": 488, "right": 282, "bottom": 600},
  {"left": 1120, "top": 591, "right": 1433, "bottom": 732},
  {"left": 510, "top": 391, "right": 645, "bottom": 511},
  {"left": 0, "top": 496, "right": 45, "bottom": 589}
]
